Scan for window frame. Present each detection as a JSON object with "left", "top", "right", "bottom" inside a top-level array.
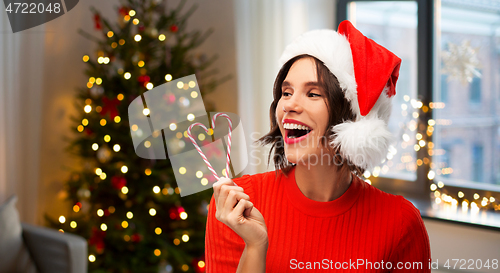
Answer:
[
  {"left": 336, "top": 0, "right": 500, "bottom": 229},
  {"left": 337, "top": 0, "right": 433, "bottom": 200}
]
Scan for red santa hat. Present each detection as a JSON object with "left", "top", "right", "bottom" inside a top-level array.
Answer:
[{"left": 278, "top": 20, "right": 402, "bottom": 170}]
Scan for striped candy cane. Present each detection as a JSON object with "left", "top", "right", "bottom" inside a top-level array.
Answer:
[{"left": 186, "top": 113, "right": 233, "bottom": 181}]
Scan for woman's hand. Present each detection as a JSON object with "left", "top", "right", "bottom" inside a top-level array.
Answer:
[{"left": 213, "top": 178, "right": 268, "bottom": 248}]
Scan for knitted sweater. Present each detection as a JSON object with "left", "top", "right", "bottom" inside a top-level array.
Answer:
[{"left": 205, "top": 167, "right": 431, "bottom": 272}]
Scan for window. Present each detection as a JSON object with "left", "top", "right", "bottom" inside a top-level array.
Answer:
[
  {"left": 440, "top": 74, "right": 448, "bottom": 103},
  {"left": 344, "top": 0, "right": 419, "bottom": 183},
  {"left": 472, "top": 144, "right": 484, "bottom": 183},
  {"left": 340, "top": 0, "right": 425, "bottom": 196},
  {"left": 434, "top": 0, "right": 500, "bottom": 192},
  {"left": 439, "top": 144, "right": 451, "bottom": 177},
  {"left": 338, "top": 0, "right": 500, "bottom": 228},
  {"left": 469, "top": 76, "right": 481, "bottom": 104}
]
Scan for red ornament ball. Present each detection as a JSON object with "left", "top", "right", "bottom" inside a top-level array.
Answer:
[
  {"left": 137, "top": 75, "right": 150, "bottom": 84},
  {"left": 131, "top": 233, "right": 142, "bottom": 242},
  {"left": 93, "top": 14, "right": 102, "bottom": 30},
  {"left": 118, "top": 6, "right": 130, "bottom": 16},
  {"left": 169, "top": 207, "right": 180, "bottom": 220},
  {"left": 192, "top": 256, "right": 206, "bottom": 273},
  {"left": 170, "top": 25, "right": 178, "bottom": 32},
  {"left": 100, "top": 96, "right": 120, "bottom": 119},
  {"left": 89, "top": 226, "right": 106, "bottom": 252},
  {"left": 111, "top": 176, "right": 127, "bottom": 190},
  {"left": 163, "top": 93, "right": 176, "bottom": 105}
]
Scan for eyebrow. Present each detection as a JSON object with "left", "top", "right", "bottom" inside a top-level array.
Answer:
[{"left": 281, "top": 81, "right": 320, "bottom": 88}]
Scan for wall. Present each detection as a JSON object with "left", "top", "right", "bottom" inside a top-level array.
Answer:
[{"left": 424, "top": 219, "right": 500, "bottom": 272}]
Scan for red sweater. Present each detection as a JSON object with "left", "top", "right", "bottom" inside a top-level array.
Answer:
[{"left": 205, "top": 167, "right": 431, "bottom": 272}]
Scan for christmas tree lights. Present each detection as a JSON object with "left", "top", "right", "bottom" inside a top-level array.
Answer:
[{"left": 45, "top": 1, "right": 227, "bottom": 272}]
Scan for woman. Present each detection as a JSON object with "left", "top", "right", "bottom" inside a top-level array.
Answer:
[{"left": 205, "top": 20, "right": 431, "bottom": 272}]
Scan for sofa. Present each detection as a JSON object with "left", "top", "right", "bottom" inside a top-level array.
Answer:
[{"left": 0, "top": 195, "right": 87, "bottom": 273}]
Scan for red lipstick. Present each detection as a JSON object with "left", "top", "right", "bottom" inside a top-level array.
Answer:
[{"left": 282, "top": 119, "right": 312, "bottom": 145}]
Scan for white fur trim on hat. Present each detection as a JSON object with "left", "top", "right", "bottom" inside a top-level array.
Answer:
[{"left": 330, "top": 86, "right": 394, "bottom": 170}]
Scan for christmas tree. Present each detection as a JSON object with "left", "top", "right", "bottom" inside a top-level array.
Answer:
[{"left": 46, "top": 0, "right": 226, "bottom": 272}]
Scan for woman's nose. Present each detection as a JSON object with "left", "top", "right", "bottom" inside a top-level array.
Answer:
[{"left": 283, "top": 94, "right": 303, "bottom": 113}]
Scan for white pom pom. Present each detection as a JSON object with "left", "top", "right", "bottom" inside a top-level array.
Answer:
[{"left": 330, "top": 118, "right": 394, "bottom": 170}]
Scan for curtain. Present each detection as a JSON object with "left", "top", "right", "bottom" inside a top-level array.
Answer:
[
  {"left": 234, "top": 0, "right": 335, "bottom": 174},
  {"left": 0, "top": 10, "right": 45, "bottom": 224}
]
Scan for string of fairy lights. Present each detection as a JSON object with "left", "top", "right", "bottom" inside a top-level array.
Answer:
[
  {"left": 58, "top": 8, "right": 209, "bottom": 272},
  {"left": 361, "top": 95, "right": 499, "bottom": 214},
  {"left": 360, "top": 95, "right": 433, "bottom": 178}
]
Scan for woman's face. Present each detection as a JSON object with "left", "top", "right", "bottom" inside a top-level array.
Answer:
[{"left": 276, "top": 57, "right": 330, "bottom": 165}]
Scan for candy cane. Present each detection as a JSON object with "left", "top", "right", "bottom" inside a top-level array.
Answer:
[
  {"left": 186, "top": 113, "right": 233, "bottom": 180},
  {"left": 212, "top": 113, "right": 232, "bottom": 178}
]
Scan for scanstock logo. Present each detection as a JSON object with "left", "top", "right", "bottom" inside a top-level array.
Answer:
[
  {"left": 128, "top": 74, "right": 248, "bottom": 197},
  {"left": 3, "top": 0, "right": 79, "bottom": 33}
]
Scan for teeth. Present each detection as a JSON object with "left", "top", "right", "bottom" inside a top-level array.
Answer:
[{"left": 283, "top": 123, "right": 310, "bottom": 130}]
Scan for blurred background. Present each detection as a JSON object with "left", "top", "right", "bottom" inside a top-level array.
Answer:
[{"left": 0, "top": 0, "right": 499, "bottom": 272}]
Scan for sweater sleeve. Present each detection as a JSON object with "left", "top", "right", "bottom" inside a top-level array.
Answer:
[
  {"left": 388, "top": 197, "right": 432, "bottom": 272},
  {"left": 205, "top": 175, "right": 257, "bottom": 273}
]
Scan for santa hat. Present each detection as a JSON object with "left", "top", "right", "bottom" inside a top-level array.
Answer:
[{"left": 278, "top": 20, "right": 402, "bottom": 171}]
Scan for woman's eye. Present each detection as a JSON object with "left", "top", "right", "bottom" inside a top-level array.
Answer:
[
  {"left": 282, "top": 91, "right": 292, "bottom": 97},
  {"left": 308, "top": 92, "right": 321, "bottom": 97}
]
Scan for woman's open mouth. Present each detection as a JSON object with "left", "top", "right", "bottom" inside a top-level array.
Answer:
[{"left": 282, "top": 119, "right": 312, "bottom": 144}]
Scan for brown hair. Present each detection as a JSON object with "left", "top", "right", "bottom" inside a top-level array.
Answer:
[{"left": 258, "top": 54, "right": 365, "bottom": 177}]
